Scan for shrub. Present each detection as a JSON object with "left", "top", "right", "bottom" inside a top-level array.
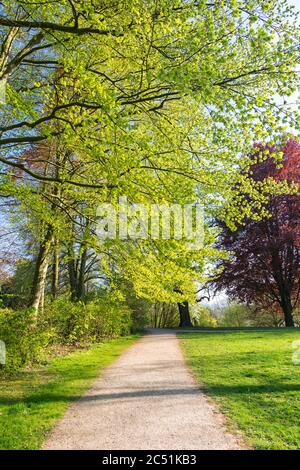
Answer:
[
  {"left": 218, "top": 302, "right": 251, "bottom": 327},
  {"left": 190, "top": 304, "right": 217, "bottom": 328},
  {"left": 45, "top": 294, "right": 132, "bottom": 345},
  {"left": 124, "top": 290, "right": 151, "bottom": 330},
  {"left": 0, "top": 308, "right": 50, "bottom": 372},
  {"left": 44, "top": 297, "right": 89, "bottom": 344},
  {"left": 0, "top": 293, "right": 133, "bottom": 373},
  {"left": 87, "top": 297, "right": 132, "bottom": 339}
]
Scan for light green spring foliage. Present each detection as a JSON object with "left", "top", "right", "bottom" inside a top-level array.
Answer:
[
  {"left": 1, "top": 0, "right": 299, "bottom": 302},
  {"left": 190, "top": 304, "right": 217, "bottom": 328}
]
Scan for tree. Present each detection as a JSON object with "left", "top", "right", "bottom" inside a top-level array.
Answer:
[
  {"left": 1, "top": 0, "right": 299, "bottom": 192},
  {"left": 190, "top": 304, "right": 217, "bottom": 328},
  {"left": 177, "top": 301, "right": 192, "bottom": 328},
  {"left": 214, "top": 140, "right": 300, "bottom": 327},
  {"left": 1, "top": 0, "right": 300, "bottom": 322},
  {"left": 218, "top": 302, "right": 251, "bottom": 328},
  {"left": 150, "top": 302, "right": 178, "bottom": 328}
]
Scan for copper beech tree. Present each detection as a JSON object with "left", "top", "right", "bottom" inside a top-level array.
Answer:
[{"left": 214, "top": 140, "right": 300, "bottom": 327}]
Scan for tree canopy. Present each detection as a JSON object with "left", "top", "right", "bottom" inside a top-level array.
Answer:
[
  {"left": 214, "top": 140, "right": 300, "bottom": 327},
  {"left": 0, "top": 0, "right": 300, "bottom": 321}
]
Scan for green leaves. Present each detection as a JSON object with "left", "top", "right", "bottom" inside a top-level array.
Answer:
[{"left": 1, "top": 0, "right": 299, "bottom": 304}]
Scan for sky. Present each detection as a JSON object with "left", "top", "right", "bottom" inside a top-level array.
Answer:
[{"left": 289, "top": 0, "right": 300, "bottom": 9}]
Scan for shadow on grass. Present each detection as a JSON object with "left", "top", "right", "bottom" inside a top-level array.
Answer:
[
  {"left": 1, "top": 370, "right": 300, "bottom": 408},
  {"left": 200, "top": 382, "right": 300, "bottom": 396},
  {"left": 0, "top": 360, "right": 108, "bottom": 406}
]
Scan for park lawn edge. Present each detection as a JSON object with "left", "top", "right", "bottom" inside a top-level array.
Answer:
[
  {"left": 177, "top": 332, "right": 251, "bottom": 449},
  {"left": 0, "top": 334, "right": 141, "bottom": 450},
  {"left": 178, "top": 328, "right": 300, "bottom": 450}
]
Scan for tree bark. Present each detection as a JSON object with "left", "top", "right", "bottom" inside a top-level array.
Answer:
[
  {"left": 76, "top": 247, "right": 87, "bottom": 301},
  {"left": 177, "top": 301, "right": 192, "bottom": 327},
  {"left": 28, "top": 226, "right": 54, "bottom": 319},
  {"left": 68, "top": 258, "right": 77, "bottom": 301},
  {"left": 51, "top": 238, "right": 59, "bottom": 299},
  {"left": 280, "top": 291, "right": 295, "bottom": 327},
  {"left": 67, "top": 246, "right": 87, "bottom": 302}
]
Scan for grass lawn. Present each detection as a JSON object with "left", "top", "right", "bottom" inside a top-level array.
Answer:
[
  {"left": 179, "top": 329, "right": 300, "bottom": 450},
  {"left": 0, "top": 335, "right": 139, "bottom": 450}
]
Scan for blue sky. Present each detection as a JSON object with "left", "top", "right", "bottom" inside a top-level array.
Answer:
[{"left": 289, "top": 0, "right": 300, "bottom": 8}]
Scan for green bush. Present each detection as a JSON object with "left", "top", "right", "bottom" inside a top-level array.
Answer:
[
  {"left": 0, "top": 293, "right": 133, "bottom": 373},
  {"left": 87, "top": 298, "right": 132, "bottom": 339},
  {"left": 0, "top": 308, "right": 50, "bottom": 372},
  {"left": 218, "top": 302, "right": 251, "bottom": 327},
  {"left": 45, "top": 294, "right": 132, "bottom": 344},
  {"left": 190, "top": 304, "right": 217, "bottom": 327}
]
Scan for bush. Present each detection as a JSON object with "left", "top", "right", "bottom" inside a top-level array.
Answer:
[
  {"left": 87, "top": 296, "right": 132, "bottom": 339},
  {"left": 0, "top": 293, "right": 133, "bottom": 373},
  {"left": 45, "top": 294, "right": 132, "bottom": 345},
  {"left": 218, "top": 302, "right": 251, "bottom": 327},
  {"left": 190, "top": 304, "right": 217, "bottom": 328},
  {"left": 0, "top": 308, "right": 50, "bottom": 372}
]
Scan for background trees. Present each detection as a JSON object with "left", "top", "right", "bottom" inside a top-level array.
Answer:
[
  {"left": 0, "top": 0, "right": 300, "bottom": 331},
  {"left": 214, "top": 140, "right": 300, "bottom": 327}
]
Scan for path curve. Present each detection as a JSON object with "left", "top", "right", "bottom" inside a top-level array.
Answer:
[{"left": 44, "top": 329, "right": 242, "bottom": 450}]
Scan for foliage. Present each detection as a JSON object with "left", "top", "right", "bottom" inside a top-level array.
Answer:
[
  {"left": 45, "top": 295, "right": 132, "bottom": 345},
  {"left": 0, "top": 1, "right": 300, "bottom": 357},
  {"left": 247, "top": 305, "right": 285, "bottom": 327},
  {"left": 0, "top": 308, "right": 50, "bottom": 372},
  {"left": 123, "top": 289, "right": 152, "bottom": 331},
  {"left": 180, "top": 330, "right": 300, "bottom": 449},
  {"left": 218, "top": 302, "right": 252, "bottom": 327},
  {"left": 190, "top": 304, "right": 217, "bottom": 328},
  {"left": 214, "top": 140, "right": 300, "bottom": 327},
  {"left": 0, "top": 291, "right": 134, "bottom": 373},
  {"left": 1, "top": 1, "right": 300, "bottom": 312},
  {"left": 150, "top": 302, "right": 178, "bottom": 328},
  {"left": 0, "top": 259, "right": 35, "bottom": 309}
]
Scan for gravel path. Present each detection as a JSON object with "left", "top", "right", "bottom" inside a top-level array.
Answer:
[{"left": 44, "top": 329, "right": 242, "bottom": 450}]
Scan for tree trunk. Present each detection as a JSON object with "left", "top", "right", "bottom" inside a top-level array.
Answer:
[
  {"left": 280, "top": 291, "right": 295, "bottom": 327},
  {"left": 153, "top": 302, "right": 158, "bottom": 328},
  {"left": 68, "top": 258, "right": 78, "bottom": 301},
  {"left": 76, "top": 247, "right": 87, "bottom": 301},
  {"left": 67, "top": 247, "right": 87, "bottom": 302},
  {"left": 177, "top": 301, "right": 192, "bottom": 327},
  {"left": 51, "top": 239, "right": 59, "bottom": 300},
  {"left": 28, "top": 227, "right": 53, "bottom": 319},
  {"left": 40, "top": 285, "right": 45, "bottom": 315}
]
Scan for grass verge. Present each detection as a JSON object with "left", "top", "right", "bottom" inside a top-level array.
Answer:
[
  {"left": 0, "top": 335, "right": 140, "bottom": 449},
  {"left": 179, "top": 329, "right": 300, "bottom": 450}
]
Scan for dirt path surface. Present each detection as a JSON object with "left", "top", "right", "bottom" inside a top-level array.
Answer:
[{"left": 44, "top": 329, "right": 242, "bottom": 450}]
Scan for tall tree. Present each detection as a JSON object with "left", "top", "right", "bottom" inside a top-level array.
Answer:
[
  {"left": 1, "top": 0, "right": 300, "bottom": 320},
  {"left": 214, "top": 140, "right": 300, "bottom": 327}
]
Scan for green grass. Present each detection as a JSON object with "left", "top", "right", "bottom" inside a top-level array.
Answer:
[
  {"left": 179, "top": 329, "right": 300, "bottom": 450},
  {"left": 0, "top": 335, "right": 139, "bottom": 449}
]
